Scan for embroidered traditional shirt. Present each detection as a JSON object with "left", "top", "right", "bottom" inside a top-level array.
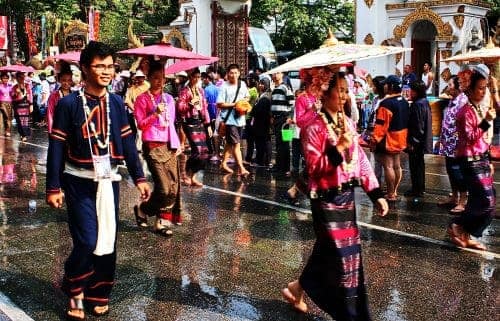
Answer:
[
  {"left": 177, "top": 86, "right": 210, "bottom": 124},
  {"left": 0, "top": 83, "right": 12, "bottom": 103},
  {"left": 303, "top": 115, "right": 380, "bottom": 193},
  {"left": 134, "top": 91, "right": 180, "bottom": 149},
  {"left": 46, "top": 92, "right": 145, "bottom": 194},
  {"left": 455, "top": 102, "right": 492, "bottom": 158},
  {"left": 438, "top": 93, "right": 468, "bottom": 157}
]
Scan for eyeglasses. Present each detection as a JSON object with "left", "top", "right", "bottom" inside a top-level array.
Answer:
[{"left": 90, "top": 64, "right": 115, "bottom": 72}]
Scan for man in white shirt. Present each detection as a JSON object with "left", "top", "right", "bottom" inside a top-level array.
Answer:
[
  {"left": 421, "top": 62, "right": 434, "bottom": 96},
  {"left": 217, "top": 64, "right": 250, "bottom": 176}
]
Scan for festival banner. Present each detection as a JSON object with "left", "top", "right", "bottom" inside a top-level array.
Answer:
[
  {"left": 88, "top": 7, "right": 95, "bottom": 41},
  {"left": 25, "top": 17, "right": 38, "bottom": 57},
  {"left": 11, "top": 20, "right": 19, "bottom": 60},
  {"left": 93, "top": 10, "right": 100, "bottom": 41},
  {"left": 0, "top": 16, "right": 7, "bottom": 50},
  {"left": 41, "top": 15, "right": 46, "bottom": 59}
]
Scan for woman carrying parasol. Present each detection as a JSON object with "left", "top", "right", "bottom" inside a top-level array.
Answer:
[{"left": 281, "top": 71, "right": 388, "bottom": 320}]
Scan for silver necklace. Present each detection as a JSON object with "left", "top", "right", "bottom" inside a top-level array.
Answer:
[{"left": 80, "top": 90, "right": 111, "bottom": 150}]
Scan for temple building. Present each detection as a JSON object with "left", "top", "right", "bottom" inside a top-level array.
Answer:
[
  {"left": 355, "top": 0, "right": 493, "bottom": 95},
  {"left": 158, "top": 0, "right": 252, "bottom": 73}
]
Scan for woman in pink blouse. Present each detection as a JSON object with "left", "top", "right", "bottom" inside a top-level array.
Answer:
[
  {"left": 176, "top": 68, "right": 211, "bottom": 187},
  {"left": 281, "top": 72, "right": 388, "bottom": 319},
  {"left": 133, "top": 61, "right": 182, "bottom": 236},
  {"left": 11, "top": 72, "right": 33, "bottom": 142},
  {"left": 447, "top": 64, "right": 496, "bottom": 251},
  {"left": 46, "top": 65, "right": 73, "bottom": 133},
  {"left": 0, "top": 72, "right": 12, "bottom": 136}
]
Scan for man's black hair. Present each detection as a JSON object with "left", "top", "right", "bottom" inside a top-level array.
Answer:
[
  {"left": 80, "top": 41, "right": 115, "bottom": 70},
  {"left": 226, "top": 63, "right": 240, "bottom": 72}
]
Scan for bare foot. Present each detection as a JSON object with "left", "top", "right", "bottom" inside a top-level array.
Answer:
[
  {"left": 281, "top": 281, "right": 308, "bottom": 313},
  {"left": 191, "top": 176, "right": 203, "bottom": 187},
  {"left": 181, "top": 176, "right": 192, "bottom": 186},
  {"left": 67, "top": 293, "right": 84, "bottom": 320},
  {"left": 221, "top": 163, "right": 234, "bottom": 174}
]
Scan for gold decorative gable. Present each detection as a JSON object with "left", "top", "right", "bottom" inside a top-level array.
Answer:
[
  {"left": 393, "top": 5, "right": 453, "bottom": 42},
  {"left": 162, "top": 28, "right": 192, "bottom": 51},
  {"left": 364, "top": 0, "right": 374, "bottom": 8}
]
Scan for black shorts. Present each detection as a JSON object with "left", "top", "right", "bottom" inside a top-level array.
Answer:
[{"left": 226, "top": 125, "right": 242, "bottom": 145}]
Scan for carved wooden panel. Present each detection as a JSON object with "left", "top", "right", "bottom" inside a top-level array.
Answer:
[{"left": 212, "top": 1, "right": 249, "bottom": 73}]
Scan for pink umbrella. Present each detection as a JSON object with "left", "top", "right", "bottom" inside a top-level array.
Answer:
[
  {"left": 0, "top": 65, "right": 35, "bottom": 73},
  {"left": 118, "top": 43, "right": 211, "bottom": 60},
  {"left": 165, "top": 57, "right": 219, "bottom": 75},
  {"left": 354, "top": 65, "right": 368, "bottom": 80},
  {"left": 48, "top": 51, "right": 81, "bottom": 62}
]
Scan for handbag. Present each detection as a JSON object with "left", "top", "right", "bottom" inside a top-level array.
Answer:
[{"left": 218, "top": 80, "right": 241, "bottom": 138}]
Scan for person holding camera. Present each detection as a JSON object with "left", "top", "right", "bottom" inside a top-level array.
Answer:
[{"left": 177, "top": 68, "right": 212, "bottom": 187}]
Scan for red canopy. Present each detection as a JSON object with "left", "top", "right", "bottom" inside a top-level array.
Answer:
[
  {"left": 118, "top": 43, "right": 211, "bottom": 60},
  {"left": 0, "top": 65, "right": 35, "bottom": 73},
  {"left": 165, "top": 57, "right": 219, "bottom": 75},
  {"left": 48, "top": 51, "right": 81, "bottom": 62}
]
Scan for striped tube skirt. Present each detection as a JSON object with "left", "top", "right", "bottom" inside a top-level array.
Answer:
[{"left": 299, "top": 189, "right": 372, "bottom": 321}]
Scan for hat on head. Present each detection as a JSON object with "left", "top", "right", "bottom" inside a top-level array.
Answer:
[
  {"left": 382, "top": 74, "right": 401, "bottom": 85},
  {"left": 354, "top": 78, "right": 366, "bottom": 87},
  {"left": 31, "top": 75, "right": 41, "bottom": 84},
  {"left": 176, "top": 71, "right": 188, "bottom": 78},
  {"left": 133, "top": 70, "right": 146, "bottom": 78},
  {"left": 119, "top": 70, "right": 131, "bottom": 78},
  {"left": 472, "top": 64, "right": 490, "bottom": 79}
]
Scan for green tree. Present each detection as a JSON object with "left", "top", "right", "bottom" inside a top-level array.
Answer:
[{"left": 250, "top": 0, "right": 354, "bottom": 54}]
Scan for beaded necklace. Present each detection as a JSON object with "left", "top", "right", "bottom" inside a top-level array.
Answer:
[
  {"left": 318, "top": 108, "right": 358, "bottom": 173},
  {"left": 80, "top": 90, "right": 111, "bottom": 150}
]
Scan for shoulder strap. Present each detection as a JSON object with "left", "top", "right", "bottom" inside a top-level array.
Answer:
[{"left": 223, "top": 80, "right": 241, "bottom": 122}]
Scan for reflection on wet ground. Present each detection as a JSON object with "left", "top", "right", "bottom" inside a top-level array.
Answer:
[{"left": 0, "top": 129, "right": 498, "bottom": 321}]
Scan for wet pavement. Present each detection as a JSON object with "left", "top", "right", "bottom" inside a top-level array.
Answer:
[{"left": 0, "top": 127, "right": 498, "bottom": 321}]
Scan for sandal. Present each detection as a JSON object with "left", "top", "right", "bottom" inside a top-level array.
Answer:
[
  {"left": 133, "top": 205, "right": 148, "bottom": 228},
  {"left": 67, "top": 296, "right": 85, "bottom": 320},
  {"left": 154, "top": 227, "right": 173, "bottom": 237},
  {"left": 449, "top": 205, "right": 465, "bottom": 214},
  {"left": 91, "top": 305, "right": 109, "bottom": 317}
]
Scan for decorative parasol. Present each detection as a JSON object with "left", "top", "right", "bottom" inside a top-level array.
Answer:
[
  {"left": 0, "top": 65, "right": 35, "bottom": 73},
  {"left": 48, "top": 51, "right": 81, "bottom": 62},
  {"left": 165, "top": 57, "right": 219, "bottom": 75},
  {"left": 265, "top": 31, "right": 412, "bottom": 74},
  {"left": 118, "top": 43, "right": 212, "bottom": 60},
  {"left": 441, "top": 39, "right": 500, "bottom": 63}
]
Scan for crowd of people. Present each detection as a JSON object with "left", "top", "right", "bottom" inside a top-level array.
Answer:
[{"left": 0, "top": 39, "right": 496, "bottom": 320}]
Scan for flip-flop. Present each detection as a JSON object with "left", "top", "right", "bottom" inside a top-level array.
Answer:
[
  {"left": 134, "top": 205, "right": 148, "bottom": 228},
  {"left": 449, "top": 205, "right": 465, "bottom": 214}
]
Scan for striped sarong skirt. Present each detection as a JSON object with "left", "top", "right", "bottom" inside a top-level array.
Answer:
[
  {"left": 183, "top": 119, "right": 209, "bottom": 174},
  {"left": 300, "top": 189, "right": 371, "bottom": 321}
]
